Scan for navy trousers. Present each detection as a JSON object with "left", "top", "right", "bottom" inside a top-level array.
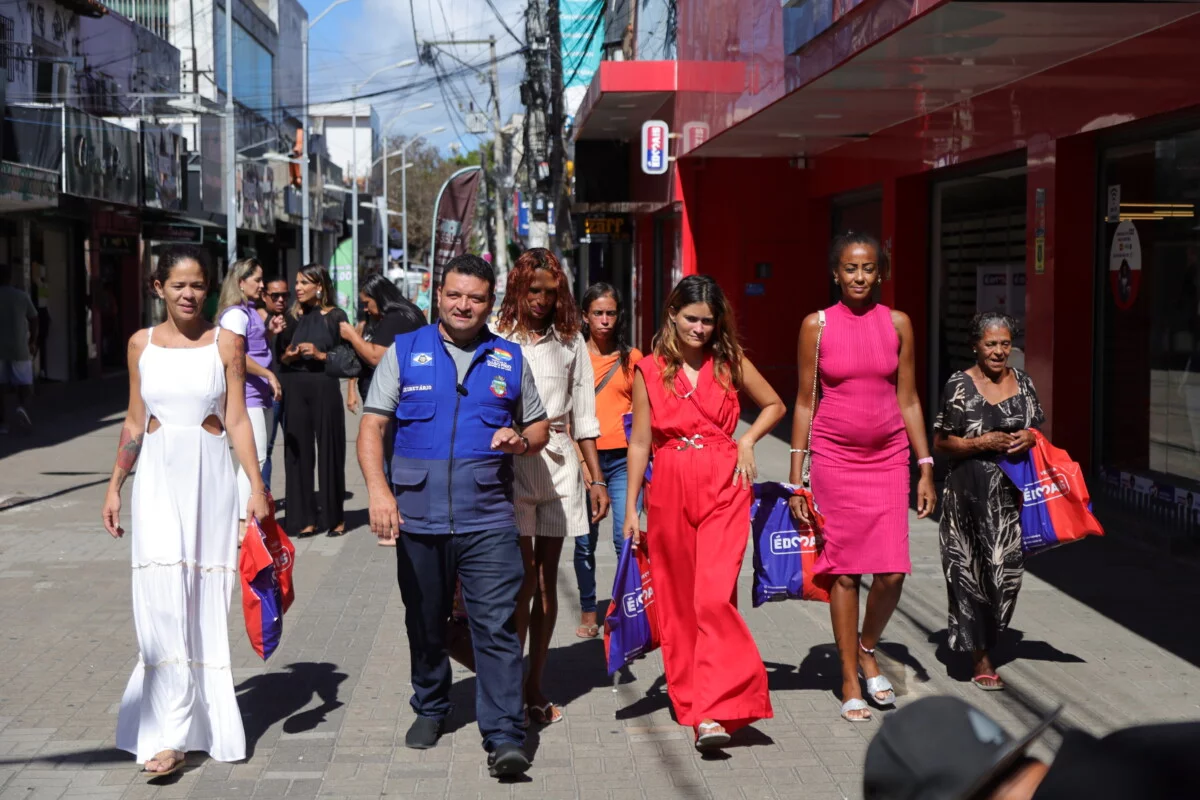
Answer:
[{"left": 395, "top": 525, "right": 525, "bottom": 751}]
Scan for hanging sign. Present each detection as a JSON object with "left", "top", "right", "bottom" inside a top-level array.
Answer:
[
  {"left": 1109, "top": 220, "right": 1142, "bottom": 310},
  {"left": 682, "top": 121, "right": 710, "bottom": 152},
  {"left": 641, "top": 120, "right": 669, "bottom": 175},
  {"left": 1106, "top": 185, "right": 1121, "bottom": 223}
]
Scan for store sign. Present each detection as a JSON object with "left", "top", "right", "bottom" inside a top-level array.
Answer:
[
  {"left": 641, "top": 120, "right": 669, "bottom": 175},
  {"left": 1109, "top": 220, "right": 1142, "bottom": 310},
  {"left": 142, "top": 124, "right": 182, "bottom": 212},
  {"left": 582, "top": 214, "right": 630, "bottom": 242},
  {"left": 144, "top": 221, "right": 203, "bottom": 244},
  {"left": 99, "top": 235, "right": 137, "bottom": 254},
  {"left": 682, "top": 121, "right": 710, "bottom": 152},
  {"left": 65, "top": 110, "right": 139, "bottom": 206},
  {"left": 0, "top": 161, "right": 58, "bottom": 210},
  {"left": 236, "top": 161, "right": 277, "bottom": 234}
]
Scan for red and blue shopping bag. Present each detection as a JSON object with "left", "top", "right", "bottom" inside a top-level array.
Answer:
[
  {"left": 997, "top": 430, "right": 1104, "bottom": 556},
  {"left": 239, "top": 500, "right": 296, "bottom": 660},
  {"left": 603, "top": 541, "right": 661, "bottom": 675},
  {"left": 750, "top": 482, "right": 832, "bottom": 606}
]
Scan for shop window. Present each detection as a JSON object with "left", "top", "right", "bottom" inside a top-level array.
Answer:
[{"left": 1098, "top": 131, "right": 1200, "bottom": 494}]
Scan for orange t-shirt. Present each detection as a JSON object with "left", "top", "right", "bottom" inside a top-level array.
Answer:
[{"left": 590, "top": 347, "right": 643, "bottom": 450}]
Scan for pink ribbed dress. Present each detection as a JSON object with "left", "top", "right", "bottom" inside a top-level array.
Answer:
[{"left": 810, "top": 302, "right": 912, "bottom": 575}]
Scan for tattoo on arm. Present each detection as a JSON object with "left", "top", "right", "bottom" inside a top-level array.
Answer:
[
  {"left": 231, "top": 335, "right": 247, "bottom": 381},
  {"left": 115, "top": 428, "right": 143, "bottom": 477}
]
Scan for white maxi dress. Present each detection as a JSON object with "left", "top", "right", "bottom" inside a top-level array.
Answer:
[{"left": 115, "top": 325, "right": 246, "bottom": 763}]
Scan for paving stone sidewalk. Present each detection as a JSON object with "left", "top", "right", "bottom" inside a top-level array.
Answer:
[{"left": 1, "top": 399, "right": 1198, "bottom": 799}]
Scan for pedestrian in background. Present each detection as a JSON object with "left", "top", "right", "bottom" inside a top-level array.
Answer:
[
  {"left": 625, "top": 275, "right": 785, "bottom": 749},
  {"left": 934, "top": 311, "right": 1044, "bottom": 691},
  {"left": 789, "top": 231, "right": 937, "bottom": 723},
  {"left": 357, "top": 254, "right": 549, "bottom": 778},
  {"left": 495, "top": 248, "right": 610, "bottom": 726},
  {"left": 0, "top": 262, "right": 38, "bottom": 434},
  {"left": 341, "top": 272, "right": 425, "bottom": 546},
  {"left": 572, "top": 282, "right": 643, "bottom": 639},
  {"left": 216, "top": 258, "right": 282, "bottom": 542},
  {"left": 260, "top": 276, "right": 290, "bottom": 493},
  {"left": 101, "top": 244, "right": 268, "bottom": 777},
  {"left": 278, "top": 264, "right": 347, "bottom": 537}
]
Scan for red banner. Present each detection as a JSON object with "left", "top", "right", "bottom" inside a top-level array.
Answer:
[{"left": 430, "top": 166, "right": 483, "bottom": 290}]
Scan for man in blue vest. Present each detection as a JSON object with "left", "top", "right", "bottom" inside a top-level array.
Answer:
[{"left": 358, "top": 254, "right": 550, "bottom": 778}]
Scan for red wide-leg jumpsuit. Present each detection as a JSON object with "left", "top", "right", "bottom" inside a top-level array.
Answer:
[{"left": 638, "top": 356, "right": 773, "bottom": 733}]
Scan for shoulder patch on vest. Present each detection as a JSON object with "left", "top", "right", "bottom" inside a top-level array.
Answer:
[{"left": 411, "top": 352, "right": 434, "bottom": 367}]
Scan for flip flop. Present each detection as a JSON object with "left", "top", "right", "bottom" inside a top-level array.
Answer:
[
  {"left": 696, "top": 722, "right": 731, "bottom": 749},
  {"left": 841, "top": 698, "right": 872, "bottom": 722},
  {"left": 575, "top": 623, "right": 600, "bottom": 639},
  {"left": 141, "top": 751, "right": 184, "bottom": 780},
  {"left": 971, "top": 673, "right": 1006, "bottom": 691},
  {"left": 528, "top": 702, "right": 563, "bottom": 725}
]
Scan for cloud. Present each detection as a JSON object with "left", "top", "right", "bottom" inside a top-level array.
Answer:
[{"left": 306, "top": 0, "right": 529, "bottom": 152}]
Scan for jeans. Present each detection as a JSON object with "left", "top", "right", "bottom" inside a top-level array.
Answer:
[
  {"left": 574, "top": 449, "right": 641, "bottom": 613},
  {"left": 396, "top": 525, "right": 526, "bottom": 751},
  {"left": 262, "top": 397, "right": 284, "bottom": 492}
]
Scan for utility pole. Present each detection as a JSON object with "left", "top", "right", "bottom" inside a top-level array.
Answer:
[
  {"left": 523, "top": 0, "right": 551, "bottom": 250},
  {"left": 224, "top": 0, "right": 236, "bottom": 268},
  {"left": 419, "top": 39, "right": 510, "bottom": 279},
  {"left": 547, "top": 0, "right": 565, "bottom": 256}
]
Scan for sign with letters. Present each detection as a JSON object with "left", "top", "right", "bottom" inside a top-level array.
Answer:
[{"left": 641, "top": 120, "right": 669, "bottom": 175}]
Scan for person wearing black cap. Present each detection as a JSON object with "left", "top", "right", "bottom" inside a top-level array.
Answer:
[{"left": 864, "top": 696, "right": 1200, "bottom": 799}]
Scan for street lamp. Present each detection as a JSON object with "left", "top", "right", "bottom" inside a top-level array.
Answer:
[
  {"left": 376, "top": 104, "right": 433, "bottom": 260},
  {"left": 302, "top": 0, "right": 357, "bottom": 266},
  {"left": 397, "top": 126, "right": 444, "bottom": 281},
  {"left": 351, "top": 60, "right": 416, "bottom": 315}
]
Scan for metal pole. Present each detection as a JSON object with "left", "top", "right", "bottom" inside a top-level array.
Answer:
[
  {"left": 488, "top": 36, "right": 508, "bottom": 279},
  {"left": 402, "top": 139, "right": 409, "bottom": 290},
  {"left": 224, "top": 0, "right": 236, "bottom": 267},
  {"left": 351, "top": 92, "right": 359, "bottom": 315},
  {"left": 301, "top": 21, "right": 310, "bottom": 264},
  {"left": 382, "top": 146, "right": 389, "bottom": 268}
]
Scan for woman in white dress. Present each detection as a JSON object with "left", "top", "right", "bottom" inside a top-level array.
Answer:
[
  {"left": 101, "top": 245, "right": 269, "bottom": 777},
  {"left": 494, "top": 248, "right": 609, "bottom": 725}
]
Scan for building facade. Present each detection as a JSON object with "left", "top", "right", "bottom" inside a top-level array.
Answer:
[{"left": 571, "top": 0, "right": 1200, "bottom": 541}]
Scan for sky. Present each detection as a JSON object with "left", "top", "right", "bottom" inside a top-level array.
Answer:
[{"left": 300, "top": 0, "right": 531, "bottom": 155}]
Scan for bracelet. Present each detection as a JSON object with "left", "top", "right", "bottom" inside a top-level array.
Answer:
[
  {"left": 591, "top": 481, "right": 608, "bottom": 488},
  {"left": 518, "top": 435, "right": 530, "bottom": 454},
  {"left": 790, "top": 448, "right": 809, "bottom": 454},
  {"left": 917, "top": 457, "right": 934, "bottom": 466}
]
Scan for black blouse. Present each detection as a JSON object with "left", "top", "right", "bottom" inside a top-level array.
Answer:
[{"left": 279, "top": 306, "right": 348, "bottom": 375}]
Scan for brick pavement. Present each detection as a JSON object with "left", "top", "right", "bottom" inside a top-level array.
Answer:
[{"left": 2, "top": 396, "right": 1199, "bottom": 799}]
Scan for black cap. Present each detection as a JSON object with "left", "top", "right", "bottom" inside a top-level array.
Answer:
[{"left": 863, "top": 696, "right": 1062, "bottom": 800}]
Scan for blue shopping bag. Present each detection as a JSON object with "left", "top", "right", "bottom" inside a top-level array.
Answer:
[
  {"left": 750, "top": 482, "right": 831, "bottom": 606},
  {"left": 603, "top": 542, "right": 660, "bottom": 675}
]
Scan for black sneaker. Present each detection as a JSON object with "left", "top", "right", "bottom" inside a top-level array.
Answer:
[
  {"left": 405, "top": 716, "right": 442, "bottom": 750},
  {"left": 487, "top": 743, "right": 531, "bottom": 778}
]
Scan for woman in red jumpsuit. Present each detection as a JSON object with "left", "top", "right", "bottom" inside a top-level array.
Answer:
[{"left": 624, "top": 275, "right": 786, "bottom": 749}]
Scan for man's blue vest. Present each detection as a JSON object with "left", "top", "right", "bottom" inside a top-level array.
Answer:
[{"left": 390, "top": 323, "right": 524, "bottom": 534}]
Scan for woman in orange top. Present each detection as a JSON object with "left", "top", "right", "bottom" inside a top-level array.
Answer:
[{"left": 572, "top": 283, "right": 643, "bottom": 638}]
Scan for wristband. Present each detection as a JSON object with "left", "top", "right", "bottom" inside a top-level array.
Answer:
[
  {"left": 790, "top": 448, "right": 808, "bottom": 454},
  {"left": 591, "top": 481, "right": 608, "bottom": 488},
  {"left": 917, "top": 457, "right": 934, "bottom": 466}
]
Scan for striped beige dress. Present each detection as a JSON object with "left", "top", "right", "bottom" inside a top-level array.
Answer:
[{"left": 500, "top": 328, "right": 600, "bottom": 538}]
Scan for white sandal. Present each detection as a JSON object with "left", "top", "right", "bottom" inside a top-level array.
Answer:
[
  {"left": 840, "top": 698, "right": 872, "bottom": 722},
  {"left": 696, "top": 721, "right": 731, "bottom": 748},
  {"left": 858, "top": 639, "right": 896, "bottom": 707}
]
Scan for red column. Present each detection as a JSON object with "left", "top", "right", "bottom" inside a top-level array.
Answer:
[{"left": 1024, "top": 135, "right": 1096, "bottom": 466}]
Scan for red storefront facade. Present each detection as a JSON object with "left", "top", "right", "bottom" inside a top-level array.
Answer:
[{"left": 573, "top": 0, "right": 1200, "bottom": 531}]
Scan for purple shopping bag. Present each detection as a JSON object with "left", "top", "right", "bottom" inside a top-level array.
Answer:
[
  {"left": 750, "top": 482, "right": 831, "bottom": 607},
  {"left": 603, "top": 542, "right": 660, "bottom": 675}
]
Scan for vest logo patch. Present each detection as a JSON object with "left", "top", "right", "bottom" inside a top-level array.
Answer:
[
  {"left": 486, "top": 355, "right": 513, "bottom": 372},
  {"left": 490, "top": 347, "right": 514, "bottom": 363},
  {"left": 410, "top": 352, "right": 434, "bottom": 367},
  {"left": 490, "top": 375, "right": 508, "bottom": 397},
  {"left": 402, "top": 384, "right": 433, "bottom": 393}
]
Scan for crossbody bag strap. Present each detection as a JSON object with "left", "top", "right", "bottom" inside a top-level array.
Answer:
[
  {"left": 594, "top": 358, "right": 622, "bottom": 394},
  {"left": 802, "top": 309, "right": 826, "bottom": 487}
]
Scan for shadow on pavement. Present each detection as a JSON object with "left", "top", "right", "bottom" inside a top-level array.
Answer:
[
  {"left": 0, "top": 747, "right": 129, "bottom": 768},
  {"left": 928, "top": 628, "right": 1084, "bottom": 682},
  {"left": 0, "top": 477, "right": 112, "bottom": 512},
  {"left": 1025, "top": 534, "right": 1200, "bottom": 668},
  {"left": 0, "top": 375, "right": 129, "bottom": 458},
  {"left": 235, "top": 661, "right": 348, "bottom": 757}
]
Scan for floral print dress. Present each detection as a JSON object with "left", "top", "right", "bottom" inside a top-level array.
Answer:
[{"left": 934, "top": 369, "right": 1044, "bottom": 652}]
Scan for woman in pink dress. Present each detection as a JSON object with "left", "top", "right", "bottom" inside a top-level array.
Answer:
[{"left": 788, "top": 232, "right": 936, "bottom": 722}]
